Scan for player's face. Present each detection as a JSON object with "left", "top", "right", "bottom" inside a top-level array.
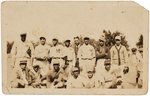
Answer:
[
  {"left": 40, "top": 39, "right": 46, "bottom": 45},
  {"left": 53, "top": 65, "right": 60, "bottom": 71},
  {"left": 139, "top": 50, "right": 143, "bottom": 56},
  {"left": 65, "top": 42, "right": 70, "bottom": 47},
  {"left": 34, "top": 67, "right": 39, "bottom": 72},
  {"left": 105, "top": 64, "right": 111, "bottom": 71},
  {"left": 115, "top": 39, "right": 121, "bottom": 46},
  {"left": 52, "top": 40, "right": 58, "bottom": 46},
  {"left": 74, "top": 38, "right": 80, "bottom": 45},
  {"left": 21, "top": 35, "right": 26, "bottom": 42},
  {"left": 20, "top": 64, "right": 26, "bottom": 70},
  {"left": 87, "top": 72, "right": 93, "bottom": 78},
  {"left": 138, "top": 47, "right": 143, "bottom": 57},
  {"left": 73, "top": 71, "right": 79, "bottom": 78},
  {"left": 132, "top": 50, "right": 137, "bottom": 54},
  {"left": 99, "top": 40, "right": 104, "bottom": 46},
  {"left": 84, "top": 39, "right": 89, "bottom": 45}
]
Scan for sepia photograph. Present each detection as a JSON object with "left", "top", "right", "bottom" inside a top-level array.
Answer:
[{"left": 1, "top": 1, "right": 149, "bottom": 94}]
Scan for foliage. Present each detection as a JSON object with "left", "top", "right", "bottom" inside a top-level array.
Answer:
[
  {"left": 136, "top": 34, "right": 143, "bottom": 48},
  {"left": 6, "top": 30, "right": 130, "bottom": 54},
  {"left": 103, "top": 30, "right": 129, "bottom": 50}
]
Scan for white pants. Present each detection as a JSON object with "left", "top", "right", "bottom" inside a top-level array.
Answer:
[
  {"left": 111, "top": 64, "right": 124, "bottom": 77},
  {"left": 96, "top": 59, "right": 105, "bottom": 73},
  {"left": 79, "top": 59, "right": 95, "bottom": 77},
  {"left": 66, "top": 61, "right": 75, "bottom": 79}
]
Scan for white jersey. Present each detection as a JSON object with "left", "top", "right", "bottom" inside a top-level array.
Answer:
[
  {"left": 99, "top": 67, "right": 117, "bottom": 88},
  {"left": 11, "top": 41, "right": 34, "bottom": 58},
  {"left": 66, "top": 75, "right": 85, "bottom": 89},
  {"left": 63, "top": 46, "right": 75, "bottom": 65},
  {"left": 77, "top": 44, "right": 95, "bottom": 59},
  {"left": 33, "top": 44, "right": 50, "bottom": 76},
  {"left": 101, "top": 69, "right": 116, "bottom": 83},
  {"left": 83, "top": 75, "right": 99, "bottom": 88},
  {"left": 50, "top": 44, "right": 64, "bottom": 58},
  {"left": 34, "top": 44, "right": 50, "bottom": 58},
  {"left": 11, "top": 41, "right": 34, "bottom": 67}
]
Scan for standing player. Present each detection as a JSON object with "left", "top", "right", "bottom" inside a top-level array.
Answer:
[
  {"left": 63, "top": 39, "right": 75, "bottom": 75},
  {"left": 11, "top": 33, "right": 34, "bottom": 69},
  {"left": 50, "top": 38, "right": 65, "bottom": 69},
  {"left": 110, "top": 36, "right": 128, "bottom": 78},
  {"left": 33, "top": 36, "right": 50, "bottom": 78},
  {"left": 77, "top": 37, "right": 96, "bottom": 77}
]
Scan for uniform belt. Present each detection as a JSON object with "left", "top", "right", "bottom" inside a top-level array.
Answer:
[
  {"left": 17, "top": 57, "right": 30, "bottom": 59},
  {"left": 67, "top": 60, "right": 73, "bottom": 62},
  {"left": 81, "top": 58, "right": 94, "bottom": 60},
  {"left": 105, "top": 80, "right": 112, "bottom": 83},
  {"left": 52, "top": 57, "right": 62, "bottom": 59},
  {"left": 36, "top": 59, "right": 47, "bottom": 61}
]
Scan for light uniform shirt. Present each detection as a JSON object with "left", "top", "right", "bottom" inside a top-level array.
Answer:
[
  {"left": 100, "top": 67, "right": 117, "bottom": 88},
  {"left": 63, "top": 46, "right": 75, "bottom": 66},
  {"left": 33, "top": 44, "right": 50, "bottom": 76},
  {"left": 11, "top": 41, "right": 34, "bottom": 58},
  {"left": 50, "top": 44, "right": 64, "bottom": 58},
  {"left": 77, "top": 44, "right": 95, "bottom": 59},
  {"left": 77, "top": 44, "right": 96, "bottom": 77},
  {"left": 137, "top": 53, "right": 143, "bottom": 83},
  {"left": 34, "top": 44, "right": 50, "bottom": 59},
  {"left": 11, "top": 41, "right": 34, "bottom": 67},
  {"left": 83, "top": 75, "right": 99, "bottom": 88},
  {"left": 122, "top": 52, "right": 142, "bottom": 88},
  {"left": 49, "top": 44, "right": 65, "bottom": 69},
  {"left": 102, "top": 69, "right": 116, "bottom": 82},
  {"left": 135, "top": 52, "right": 143, "bottom": 72},
  {"left": 66, "top": 75, "right": 85, "bottom": 89},
  {"left": 11, "top": 67, "right": 30, "bottom": 88},
  {"left": 110, "top": 44, "right": 128, "bottom": 65}
]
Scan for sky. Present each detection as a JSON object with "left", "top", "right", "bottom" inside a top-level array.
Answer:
[{"left": 2, "top": 1, "right": 148, "bottom": 48}]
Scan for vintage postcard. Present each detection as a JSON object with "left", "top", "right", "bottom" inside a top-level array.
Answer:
[{"left": 1, "top": 1, "right": 149, "bottom": 95}]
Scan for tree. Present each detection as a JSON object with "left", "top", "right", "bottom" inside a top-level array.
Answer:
[
  {"left": 136, "top": 34, "right": 143, "bottom": 48},
  {"left": 103, "top": 30, "right": 129, "bottom": 50},
  {"left": 7, "top": 41, "right": 14, "bottom": 54}
]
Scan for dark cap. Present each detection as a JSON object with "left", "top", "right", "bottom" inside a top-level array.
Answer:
[
  {"left": 20, "top": 33, "right": 27, "bottom": 37},
  {"left": 65, "top": 40, "right": 71, "bottom": 42},
  {"left": 104, "top": 59, "right": 111, "bottom": 65},
  {"left": 74, "top": 36, "right": 79, "bottom": 39},
  {"left": 138, "top": 47, "right": 143, "bottom": 52},
  {"left": 87, "top": 70, "right": 94, "bottom": 73},
  {"left": 20, "top": 60, "right": 27, "bottom": 65},
  {"left": 53, "top": 60, "right": 60, "bottom": 66},
  {"left": 84, "top": 37, "right": 90, "bottom": 40},
  {"left": 40, "top": 36, "right": 46, "bottom": 40},
  {"left": 52, "top": 38, "right": 58, "bottom": 41},
  {"left": 53, "top": 63, "right": 60, "bottom": 66},
  {"left": 72, "top": 67, "right": 79, "bottom": 72},
  {"left": 131, "top": 48, "right": 137, "bottom": 52},
  {"left": 33, "top": 65, "right": 40, "bottom": 68}
]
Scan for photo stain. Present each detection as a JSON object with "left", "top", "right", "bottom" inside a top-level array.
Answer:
[
  {"left": 90, "top": 8, "right": 93, "bottom": 11},
  {"left": 121, "top": 11, "right": 125, "bottom": 13}
]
